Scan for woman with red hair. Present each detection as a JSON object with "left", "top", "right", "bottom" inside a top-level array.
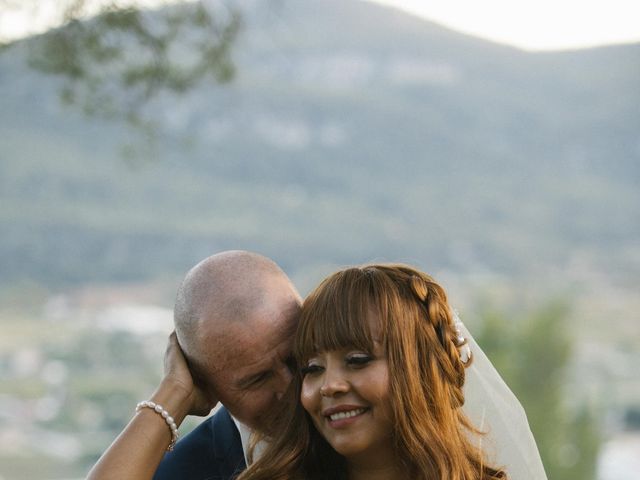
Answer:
[{"left": 239, "top": 264, "right": 507, "bottom": 480}]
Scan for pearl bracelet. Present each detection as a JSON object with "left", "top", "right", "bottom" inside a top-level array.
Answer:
[{"left": 136, "top": 400, "right": 179, "bottom": 451}]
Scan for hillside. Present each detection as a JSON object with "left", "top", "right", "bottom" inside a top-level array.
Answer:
[{"left": 0, "top": 0, "right": 638, "bottom": 291}]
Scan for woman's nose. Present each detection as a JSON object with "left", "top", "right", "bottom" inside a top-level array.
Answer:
[{"left": 319, "top": 367, "right": 349, "bottom": 397}]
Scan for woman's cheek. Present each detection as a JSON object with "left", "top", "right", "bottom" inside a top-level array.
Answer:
[{"left": 300, "top": 379, "right": 317, "bottom": 412}]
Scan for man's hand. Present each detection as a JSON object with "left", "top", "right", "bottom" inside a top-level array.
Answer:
[{"left": 161, "top": 332, "right": 218, "bottom": 417}]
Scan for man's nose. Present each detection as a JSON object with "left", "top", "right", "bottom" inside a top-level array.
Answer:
[{"left": 274, "top": 364, "right": 294, "bottom": 400}]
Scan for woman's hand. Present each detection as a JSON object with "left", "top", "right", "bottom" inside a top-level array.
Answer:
[{"left": 160, "top": 331, "right": 218, "bottom": 417}]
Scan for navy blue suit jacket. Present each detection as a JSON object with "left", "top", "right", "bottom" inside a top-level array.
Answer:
[{"left": 153, "top": 406, "right": 246, "bottom": 480}]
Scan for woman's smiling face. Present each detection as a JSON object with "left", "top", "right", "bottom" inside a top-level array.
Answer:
[{"left": 299, "top": 314, "right": 394, "bottom": 462}]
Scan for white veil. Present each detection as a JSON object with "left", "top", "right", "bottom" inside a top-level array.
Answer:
[{"left": 455, "top": 314, "right": 548, "bottom": 480}]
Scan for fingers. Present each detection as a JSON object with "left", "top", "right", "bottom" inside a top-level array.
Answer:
[
  {"left": 164, "top": 331, "right": 187, "bottom": 371},
  {"left": 167, "top": 330, "right": 179, "bottom": 350}
]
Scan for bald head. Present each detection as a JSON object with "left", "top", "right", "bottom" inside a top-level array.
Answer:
[
  {"left": 173, "top": 251, "right": 301, "bottom": 427},
  {"left": 175, "top": 250, "right": 298, "bottom": 356}
]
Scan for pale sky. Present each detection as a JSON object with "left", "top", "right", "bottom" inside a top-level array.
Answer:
[
  {"left": 1, "top": 0, "right": 639, "bottom": 50},
  {"left": 371, "top": 0, "right": 640, "bottom": 50}
]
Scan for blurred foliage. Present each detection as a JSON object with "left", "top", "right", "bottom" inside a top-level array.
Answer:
[
  {"left": 476, "top": 302, "right": 601, "bottom": 480},
  {"left": 0, "top": 313, "right": 167, "bottom": 479},
  {"left": 0, "top": 0, "right": 241, "bottom": 151}
]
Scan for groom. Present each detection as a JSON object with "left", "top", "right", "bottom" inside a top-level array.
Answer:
[{"left": 153, "top": 250, "right": 302, "bottom": 479}]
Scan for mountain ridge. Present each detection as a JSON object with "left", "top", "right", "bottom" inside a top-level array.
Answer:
[{"left": 0, "top": 0, "right": 638, "bottom": 288}]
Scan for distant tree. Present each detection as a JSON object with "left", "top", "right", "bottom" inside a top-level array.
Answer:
[
  {"left": 0, "top": 0, "right": 241, "bottom": 156},
  {"left": 475, "top": 302, "right": 600, "bottom": 480}
]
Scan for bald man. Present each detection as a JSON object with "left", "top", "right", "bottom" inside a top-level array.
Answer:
[{"left": 87, "top": 251, "right": 302, "bottom": 480}]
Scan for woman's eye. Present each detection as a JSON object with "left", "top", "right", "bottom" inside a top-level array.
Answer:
[
  {"left": 301, "top": 364, "right": 323, "bottom": 376},
  {"left": 346, "top": 354, "right": 372, "bottom": 366}
]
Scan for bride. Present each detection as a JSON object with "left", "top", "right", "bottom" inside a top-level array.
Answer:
[{"left": 238, "top": 263, "right": 512, "bottom": 480}]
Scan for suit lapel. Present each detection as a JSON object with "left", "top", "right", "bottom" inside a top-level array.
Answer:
[{"left": 211, "top": 407, "right": 247, "bottom": 479}]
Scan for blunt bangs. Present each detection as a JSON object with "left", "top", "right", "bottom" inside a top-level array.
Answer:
[{"left": 295, "top": 266, "right": 398, "bottom": 362}]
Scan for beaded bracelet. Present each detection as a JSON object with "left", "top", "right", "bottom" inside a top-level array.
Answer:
[{"left": 136, "top": 400, "right": 179, "bottom": 451}]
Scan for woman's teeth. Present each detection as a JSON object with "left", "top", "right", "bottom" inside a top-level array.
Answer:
[{"left": 329, "top": 408, "right": 366, "bottom": 421}]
